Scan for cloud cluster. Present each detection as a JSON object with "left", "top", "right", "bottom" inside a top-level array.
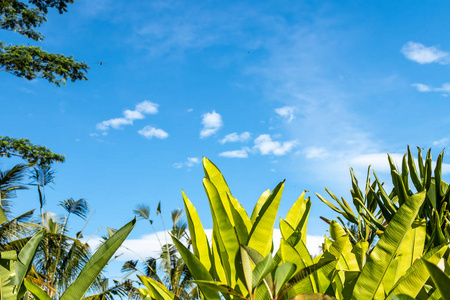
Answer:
[
  {"left": 173, "top": 157, "right": 200, "bottom": 169},
  {"left": 254, "top": 134, "right": 297, "bottom": 156},
  {"left": 275, "top": 106, "right": 296, "bottom": 122},
  {"left": 219, "top": 148, "right": 249, "bottom": 158},
  {"left": 138, "top": 126, "right": 169, "bottom": 139},
  {"left": 401, "top": 42, "right": 450, "bottom": 65},
  {"left": 412, "top": 83, "right": 450, "bottom": 94},
  {"left": 200, "top": 111, "right": 223, "bottom": 138},
  {"left": 220, "top": 132, "right": 251, "bottom": 144},
  {"left": 219, "top": 134, "right": 297, "bottom": 158},
  {"left": 96, "top": 100, "right": 159, "bottom": 131},
  {"left": 94, "top": 101, "right": 168, "bottom": 139},
  {"left": 304, "top": 146, "right": 328, "bottom": 159},
  {"left": 433, "top": 138, "right": 448, "bottom": 147}
]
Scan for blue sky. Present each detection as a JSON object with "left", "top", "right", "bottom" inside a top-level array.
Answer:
[{"left": 3, "top": 0, "right": 450, "bottom": 277}]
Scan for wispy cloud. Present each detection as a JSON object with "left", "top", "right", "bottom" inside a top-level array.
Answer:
[
  {"left": 412, "top": 83, "right": 450, "bottom": 94},
  {"left": 253, "top": 134, "right": 297, "bottom": 156},
  {"left": 138, "top": 126, "right": 169, "bottom": 139},
  {"left": 433, "top": 138, "right": 448, "bottom": 147},
  {"left": 304, "top": 146, "right": 328, "bottom": 159},
  {"left": 219, "top": 148, "right": 249, "bottom": 158},
  {"left": 200, "top": 111, "right": 223, "bottom": 138},
  {"left": 401, "top": 42, "right": 450, "bottom": 65},
  {"left": 275, "top": 106, "right": 296, "bottom": 122},
  {"left": 173, "top": 157, "right": 200, "bottom": 169},
  {"left": 220, "top": 132, "right": 251, "bottom": 144},
  {"left": 96, "top": 101, "right": 159, "bottom": 132}
]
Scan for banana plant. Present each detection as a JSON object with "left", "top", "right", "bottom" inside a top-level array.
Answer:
[
  {"left": 23, "top": 218, "right": 136, "bottom": 300},
  {"left": 194, "top": 245, "right": 335, "bottom": 300},
  {"left": 320, "top": 189, "right": 450, "bottom": 299},
  {"left": 317, "top": 146, "right": 450, "bottom": 251},
  {"left": 139, "top": 157, "right": 333, "bottom": 299},
  {"left": 0, "top": 224, "right": 45, "bottom": 300}
]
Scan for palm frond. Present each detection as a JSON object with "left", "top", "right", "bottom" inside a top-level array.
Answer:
[
  {"left": 133, "top": 204, "right": 150, "bottom": 221},
  {"left": 0, "top": 164, "right": 29, "bottom": 213},
  {"left": 60, "top": 198, "right": 90, "bottom": 219}
]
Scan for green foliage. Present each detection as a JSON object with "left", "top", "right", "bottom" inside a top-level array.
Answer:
[
  {"left": 0, "top": 229, "right": 45, "bottom": 300},
  {"left": 139, "top": 157, "right": 332, "bottom": 300},
  {"left": 317, "top": 146, "right": 450, "bottom": 250},
  {"left": 130, "top": 205, "right": 199, "bottom": 299},
  {"left": 0, "top": 0, "right": 88, "bottom": 85},
  {"left": 0, "top": 136, "right": 65, "bottom": 166},
  {"left": 24, "top": 218, "right": 136, "bottom": 300}
]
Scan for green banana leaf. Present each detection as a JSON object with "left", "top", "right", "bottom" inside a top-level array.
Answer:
[
  {"left": 171, "top": 235, "right": 221, "bottom": 300},
  {"left": 202, "top": 157, "right": 234, "bottom": 224},
  {"left": 251, "top": 252, "right": 274, "bottom": 291},
  {"left": 352, "top": 191, "right": 426, "bottom": 299},
  {"left": 248, "top": 181, "right": 284, "bottom": 257},
  {"left": 0, "top": 229, "right": 44, "bottom": 300},
  {"left": 58, "top": 218, "right": 135, "bottom": 300},
  {"left": 23, "top": 279, "right": 52, "bottom": 300},
  {"left": 0, "top": 204, "right": 7, "bottom": 225},
  {"left": 285, "top": 191, "right": 311, "bottom": 243},
  {"left": 394, "top": 219, "right": 426, "bottom": 281},
  {"left": 194, "top": 280, "right": 247, "bottom": 299},
  {"left": 250, "top": 189, "right": 271, "bottom": 224},
  {"left": 424, "top": 260, "right": 450, "bottom": 300},
  {"left": 388, "top": 244, "right": 448, "bottom": 298},
  {"left": 138, "top": 275, "right": 180, "bottom": 300},
  {"left": 203, "top": 177, "right": 242, "bottom": 290},
  {"left": 13, "top": 229, "right": 45, "bottom": 299},
  {"left": 274, "top": 263, "right": 296, "bottom": 297},
  {"left": 279, "top": 259, "right": 336, "bottom": 299},
  {"left": 240, "top": 245, "right": 253, "bottom": 294},
  {"left": 280, "top": 240, "right": 316, "bottom": 294},
  {"left": 182, "top": 191, "right": 212, "bottom": 271}
]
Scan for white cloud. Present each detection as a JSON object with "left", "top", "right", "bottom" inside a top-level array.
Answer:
[
  {"left": 172, "top": 162, "right": 183, "bottom": 169},
  {"left": 412, "top": 83, "right": 450, "bottom": 94},
  {"left": 186, "top": 157, "right": 200, "bottom": 167},
  {"left": 96, "top": 100, "right": 160, "bottom": 132},
  {"left": 304, "top": 146, "right": 328, "bottom": 159},
  {"left": 412, "top": 83, "right": 431, "bottom": 92},
  {"left": 123, "top": 109, "right": 145, "bottom": 120},
  {"left": 138, "top": 126, "right": 169, "bottom": 139},
  {"left": 136, "top": 101, "right": 159, "bottom": 114},
  {"left": 200, "top": 111, "right": 223, "bottom": 138},
  {"left": 219, "top": 148, "right": 249, "bottom": 158},
  {"left": 350, "top": 153, "right": 404, "bottom": 173},
  {"left": 433, "top": 138, "right": 448, "bottom": 147},
  {"left": 187, "top": 108, "right": 194, "bottom": 112},
  {"left": 275, "top": 106, "right": 296, "bottom": 122},
  {"left": 173, "top": 157, "right": 201, "bottom": 168},
  {"left": 401, "top": 42, "right": 450, "bottom": 65},
  {"left": 253, "top": 134, "right": 297, "bottom": 156},
  {"left": 96, "top": 118, "right": 132, "bottom": 130},
  {"left": 220, "top": 132, "right": 251, "bottom": 144}
]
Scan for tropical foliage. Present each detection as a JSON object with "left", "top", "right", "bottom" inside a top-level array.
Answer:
[
  {"left": 121, "top": 204, "right": 199, "bottom": 299},
  {"left": 2, "top": 140, "right": 450, "bottom": 300},
  {"left": 139, "top": 153, "right": 450, "bottom": 300}
]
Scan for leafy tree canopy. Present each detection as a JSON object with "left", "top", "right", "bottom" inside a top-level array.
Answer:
[
  {"left": 0, "top": 0, "right": 89, "bottom": 86},
  {"left": 0, "top": 136, "right": 65, "bottom": 166}
]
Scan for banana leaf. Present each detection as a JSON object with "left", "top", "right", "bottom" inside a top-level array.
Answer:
[{"left": 352, "top": 191, "right": 426, "bottom": 299}]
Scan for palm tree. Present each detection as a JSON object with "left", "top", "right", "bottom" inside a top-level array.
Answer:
[
  {"left": 0, "top": 163, "right": 29, "bottom": 214},
  {"left": 123, "top": 204, "right": 200, "bottom": 300},
  {"left": 28, "top": 198, "right": 93, "bottom": 298},
  {"left": 0, "top": 163, "right": 34, "bottom": 250}
]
